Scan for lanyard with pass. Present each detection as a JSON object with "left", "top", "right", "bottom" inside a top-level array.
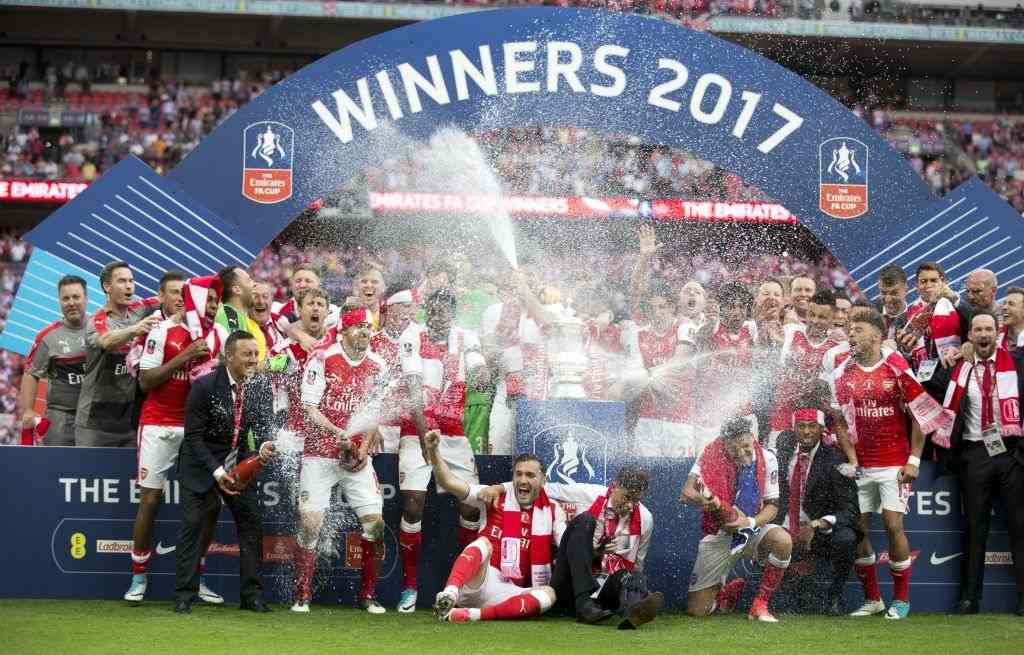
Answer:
[{"left": 972, "top": 363, "right": 1007, "bottom": 457}]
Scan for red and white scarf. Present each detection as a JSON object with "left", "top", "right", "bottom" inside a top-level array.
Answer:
[
  {"left": 697, "top": 437, "right": 767, "bottom": 536},
  {"left": 833, "top": 349, "right": 956, "bottom": 447},
  {"left": 940, "top": 348, "right": 1022, "bottom": 441},
  {"left": 586, "top": 485, "right": 643, "bottom": 574},
  {"left": 907, "top": 297, "right": 961, "bottom": 365},
  {"left": 182, "top": 275, "right": 228, "bottom": 380},
  {"left": 499, "top": 483, "right": 554, "bottom": 587}
]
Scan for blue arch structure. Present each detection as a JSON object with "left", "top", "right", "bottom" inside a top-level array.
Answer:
[{"left": 3, "top": 7, "right": 1022, "bottom": 354}]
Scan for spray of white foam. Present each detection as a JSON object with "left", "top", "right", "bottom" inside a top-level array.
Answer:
[{"left": 422, "top": 127, "right": 519, "bottom": 270}]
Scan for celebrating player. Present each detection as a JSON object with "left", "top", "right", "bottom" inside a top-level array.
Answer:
[
  {"left": 396, "top": 288, "right": 490, "bottom": 613},
  {"left": 696, "top": 283, "right": 758, "bottom": 453},
  {"left": 681, "top": 417, "right": 791, "bottom": 623},
  {"left": 626, "top": 282, "right": 699, "bottom": 458},
  {"left": 426, "top": 430, "right": 559, "bottom": 624},
  {"left": 292, "top": 307, "right": 387, "bottom": 614},
  {"left": 787, "top": 275, "right": 816, "bottom": 323},
  {"left": 271, "top": 265, "right": 342, "bottom": 349},
  {"left": 829, "top": 307, "right": 951, "bottom": 620},
  {"left": 20, "top": 274, "right": 88, "bottom": 446},
  {"left": 124, "top": 275, "right": 224, "bottom": 604},
  {"left": 767, "top": 290, "right": 840, "bottom": 449},
  {"left": 76, "top": 261, "right": 161, "bottom": 447},
  {"left": 369, "top": 288, "right": 417, "bottom": 454},
  {"left": 474, "top": 467, "right": 661, "bottom": 628},
  {"left": 268, "top": 288, "right": 330, "bottom": 450}
]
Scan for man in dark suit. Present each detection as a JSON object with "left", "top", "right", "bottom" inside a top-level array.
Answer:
[
  {"left": 933, "top": 310, "right": 1024, "bottom": 616},
  {"left": 174, "top": 330, "right": 277, "bottom": 613},
  {"left": 775, "top": 396, "right": 861, "bottom": 615}
]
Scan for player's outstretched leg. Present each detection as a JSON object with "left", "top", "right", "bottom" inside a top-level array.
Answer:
[
  {"left": 446, "top": 587, "right": 556, "bottom": 624},
  {"left": 434, "top": 537, "right": 490, "bottom": 620},
  {"left": 748, "top": 527, "right": 791, "bottom": 623}
]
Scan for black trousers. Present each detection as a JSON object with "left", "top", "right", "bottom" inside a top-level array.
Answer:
[
  {"left": 551, "top": 514, "right": 642, "bottom": 614},
  {"left": 551, "top": 514, "right": 601, "bottom": 613},
  {"left": 779, "top": 525, "right": 857, "bottom": 613},
  {"left": 175, "top": 484, "right": 264, "bottom": 604},
  {"left": 958, "top": 441, "right": 1024, "bottom": 605}
]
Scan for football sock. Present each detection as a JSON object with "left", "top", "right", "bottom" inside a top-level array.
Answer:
[
  {"left": 400, "top": 519, "right": 422, "bottom": 590},
  {"left": 854, "top": 554, "right": 881, "bottom": 602}
]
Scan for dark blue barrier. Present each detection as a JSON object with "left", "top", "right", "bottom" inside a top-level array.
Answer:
[{"left": 0, "top": 445, "right": 1017, "bottom": 612}]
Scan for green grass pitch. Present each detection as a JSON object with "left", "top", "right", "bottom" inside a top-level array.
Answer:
[{"left": 5, "top": 600, "right": 1023, "bottom": 655}]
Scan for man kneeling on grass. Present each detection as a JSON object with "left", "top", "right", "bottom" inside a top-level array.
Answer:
[{"left": 425, "top": 429, "right": 560, "bottom": 623}]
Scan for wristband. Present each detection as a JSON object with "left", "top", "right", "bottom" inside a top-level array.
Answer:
[
  {"left": 747, "top": 517, "right": 756, "bottom": 530},
  {"left": 907, "top": 455, "right": 921, "bottom": 467}
]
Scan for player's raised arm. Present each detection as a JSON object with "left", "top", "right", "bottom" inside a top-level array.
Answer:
[{"left": 424, "top": 429, "right": 470, "bottom": 501}]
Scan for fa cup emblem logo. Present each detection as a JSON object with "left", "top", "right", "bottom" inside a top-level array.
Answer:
[
  {"left": 826, "top": 141, "right": 861, "bottom": 183},
  {"left": 547, "top": 432, "right": 595, "bottom": 484},
  {"left": 819, "top": 137, "right": 868, "bottom": 219},
  {"left": 251, "top": 125, "right": 286, "bottom": 167}
]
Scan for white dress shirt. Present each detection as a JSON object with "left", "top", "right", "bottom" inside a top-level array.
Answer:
[{"left": 963, "top": 353, "right": 1000, "bottom": 442}]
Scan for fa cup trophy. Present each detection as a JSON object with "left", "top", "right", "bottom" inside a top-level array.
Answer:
[{"left": 546, "top": 314, "right": 589, "bottom": 399}]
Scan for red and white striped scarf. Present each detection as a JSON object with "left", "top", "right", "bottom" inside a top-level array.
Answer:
[
  {"left": 182, "top": 275, "right": 227, "bottom": 380},
  {"left": 833, "top": 349, "right": 956, "bottom": 447},
  {"left": 940, "top": 348, "right": 1022, "bottom": 440},
  {"left": 183, "top": 275, "right": 222, "bottom": 342},
  {"left": 907, "top": 297, "right": 961, "bottom": 365},
  {"left": 499, "top": 484, "right": 554, "bottom": 586},
  {"left": 587, "top": 485, "right": 643, "bottom": 574}
]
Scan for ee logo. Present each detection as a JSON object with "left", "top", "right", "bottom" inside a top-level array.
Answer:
[{"left": 69, "top": 532, "right": 87, "bottom": 560}]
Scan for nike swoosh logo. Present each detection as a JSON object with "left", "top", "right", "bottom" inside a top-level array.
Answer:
[
  {"left": 156, "top": 542, "right": 176, "bottom": 555},
  {"left": 930, "top": 552, "right": 962, "bottom": 565}
]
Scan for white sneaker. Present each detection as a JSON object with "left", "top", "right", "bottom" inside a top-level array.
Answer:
[
  {"left": 123, "top": 574, "right": 147, "bottom": 602},
  {"left": 433, "top": 586, "right": 459, "bottom": 620},
  {"left": 849, "top": 599, "right": 886, "bottom": 617},
  {"left": 397, "top": 588, "right": 417, "bottom": 613},
  {"left": 290, "top": 601, "right": 311, "bottom": 613},
  {"left": 198, "top": 579, "right": 224, "bottom": 604},
  {"left": 362, "top": 598, "right": 386, "bottom": 614}
]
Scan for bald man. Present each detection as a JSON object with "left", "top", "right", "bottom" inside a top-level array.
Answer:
[{"left": 964, "top": 269, "right": 998, "bottom": 314}]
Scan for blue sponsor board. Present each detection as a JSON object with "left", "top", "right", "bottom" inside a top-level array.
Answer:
[{"left": 1, "top": 443, "right": 1017, "bottom": 612}]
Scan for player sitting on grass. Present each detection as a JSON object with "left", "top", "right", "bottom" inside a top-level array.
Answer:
[{"left": 425, "top": 429, "right": 560, "bottom": 623}]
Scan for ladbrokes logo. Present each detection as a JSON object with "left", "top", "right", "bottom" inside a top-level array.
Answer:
[
  {"left": 96, "top": 539, "right": 133, "bottom": 554},
  {"left": 242, "top": 121, "right": 294, "bottom": 204},
  {"left": 819, "top": 137, "right": 868, "bottom": 219}
]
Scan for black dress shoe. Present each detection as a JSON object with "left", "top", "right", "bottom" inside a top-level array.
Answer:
[
  {"left": 1015, "top": 605, "right": 1024, "bottom": 617},
  {"left": 240, "top": 600, "right": 273, "bottom": 613},
  {"left": 576, "top": 599, "right": 613, "bottom": 624},
  {"left": 950, "top": 600, "right": 979, "bottom": 615},
  {"left": 173, "top": 599, "right": 193, "bottom": 614},
  {"left": 617, "top": 592, "right": 664, "bottom": 630}
]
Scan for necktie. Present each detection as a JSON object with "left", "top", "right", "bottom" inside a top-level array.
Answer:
[
  {"left": 981, "top": 361, "right": 994, "bottom": 431},
  {"left": 788, "top": 452, "right": 809, "bottom": 534},
  {"left": 225, "top": 382, "right": 243, "bottom": 471}
]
